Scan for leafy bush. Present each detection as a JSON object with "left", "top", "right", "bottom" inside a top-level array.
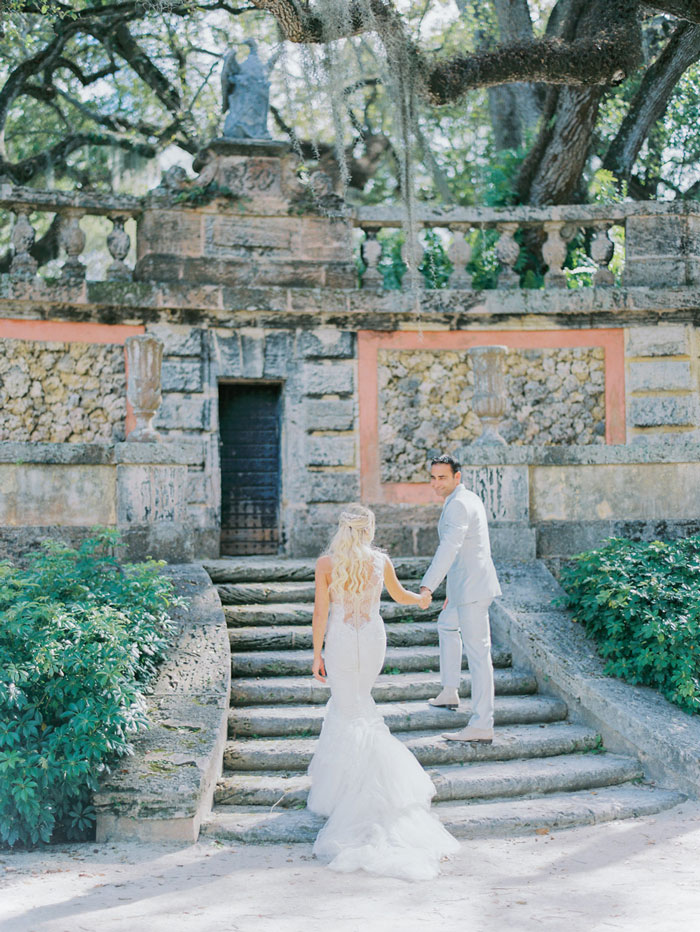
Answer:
[
  {"left": 0, "top": 531, "right": 180, "bottom": 847},
  {"left": 558, "top": 536, "right": 700, "bottom": 715}
]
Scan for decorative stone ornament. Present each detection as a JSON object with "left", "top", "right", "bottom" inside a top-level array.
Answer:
[
  {"left": 495, "top": 223, "right": 520, "bottom": 287},
  {"left": 448, "top": 231, "right": 473, "bottom": 289},
  {"left": 542, "top": 221, "right": 568, "bottom": 288},
  {"left": 467, "top": 345, "right": 509, "bottom": 445},
  {"left": 10, "top": 209, "right": 38, "bottom": 279},
  {"left": 361, "top": 233, "right": 383, "bottom": 291},
  {"left": 591, "top": 224, "right": 615, "bottom": 285},
  {"left": 125, "top": 335, "right": 164, "bottom": 442},
  {"left": 59, "top": 210, "right": 87, "bottom": 281},
  {"left": 401, "top": 237, "right": 425, "bottom": 291},
  {"left": 106, "top": 215, "right": 132, "bottom": 280}
]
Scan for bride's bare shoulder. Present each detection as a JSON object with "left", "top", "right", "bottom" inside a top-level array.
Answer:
[{"left": 316, "top": 554, "right": 333, "bottom": 575}]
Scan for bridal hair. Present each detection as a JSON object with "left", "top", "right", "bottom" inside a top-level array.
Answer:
[{"left": 326, "top": 504, "right": 381, "bottom": 597}]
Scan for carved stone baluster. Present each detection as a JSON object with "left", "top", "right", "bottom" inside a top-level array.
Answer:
[
  {"left": 495, "top": 223, "right": 520, "bottom": 287},
  {"left": 106, "top": 215, "right": 132, "bottom": 280},
  {"left": 361, "top": 231, "right": 383, "bottom": 292},
  {"left": 59, "top": 210, "right": 87, "bottom": 281},
  {"left": 401, "top": 234, "right": 425, "bottom": 291},
  {"left": 542, "top": 220, "right": 574, "bottom": 289},
  {"left": 467, "top": 345, "right": 508, "bottom": 445},
  {"left": 125, "top": 335, "right": 163, "bottom": 442},
  {"left": 10, "top": 209, "right": 38, "bottom": 279},
  {"left": 591, "top": 223, "right": 615, "bottom": 285},
  {"left": 448, "top": 228, "right": 473, "bottom": 289}
]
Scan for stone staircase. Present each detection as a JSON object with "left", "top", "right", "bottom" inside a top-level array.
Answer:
[{"left": 200, "top": 557, "right": 683, "bottom": 843}]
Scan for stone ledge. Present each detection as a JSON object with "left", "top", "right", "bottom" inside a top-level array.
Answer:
[
  {"left": 94, "top": 564, "right": 230, "bottom": 843},
  {"left": 452, "top": 439, "right": 700, "bottom": 465},
  {"left": 491, "top": 561, "right": 700, "bottom": 798},
  {"left": 0, "top": 440, "right": 204, "bottom": 466},
  {"left": 4, "top": 276, "right": 700, "bottom": 327}
]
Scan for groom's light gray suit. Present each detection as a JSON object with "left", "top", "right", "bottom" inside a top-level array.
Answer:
[{"left": 420, "top": 483, "right": 501, "bottom": 730}]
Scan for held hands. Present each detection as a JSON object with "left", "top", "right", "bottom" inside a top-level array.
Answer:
[
  {"left": 312, "top": 654, "right": 327, "bottom": 683},
  {"left": 418, "top": 587, "right": 432, "bottom": 610}
]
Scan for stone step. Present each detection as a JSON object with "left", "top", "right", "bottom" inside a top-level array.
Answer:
[
  {"left": 202, "top": 784, "right": 684, "bottom": 843},
  {"left": 230, "top": 643, "right": 511, "bottom": 678},
  {"left": 228, "top": 695, "right": 568, "bottom": 738},
  {"left": 229, "top": 620, "right": 441, "bottom": 652},
  {"left": 214, "top": 752, "right": 644, "bottom": 807},
  {"left": 205, "top": 556, "right": 431, "bottom": 584},
  {"left": 230, "top": 668, "right": 537, "bottom": 706},
  {"left": 217, "top": 579, "right": 445, "bottom": 605},
  {"left": 223, "top": 722, "right": 599, "bottom": 772},
  {"left": 224, "top": 601, "right": 441, "bottom": 627}
]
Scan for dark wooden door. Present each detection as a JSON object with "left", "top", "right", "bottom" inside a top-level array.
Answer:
[{"left": 219, "top": 383, "right": 281, "bottom": 555}]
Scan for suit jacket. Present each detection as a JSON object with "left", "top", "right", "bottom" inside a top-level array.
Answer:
[{"left": 420, "top": 483, "right": 501, "bottom": 606}]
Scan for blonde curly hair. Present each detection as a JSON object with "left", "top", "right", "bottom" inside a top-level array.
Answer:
[{"left": 326, "top": 504, "right": 383, "bottom": 597}]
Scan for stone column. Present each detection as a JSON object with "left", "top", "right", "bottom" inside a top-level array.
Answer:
[
  {"left": 59, "top": 210, "right": 87, "bottom": 281},
  {"left": 468, "top": 345, "right": 508, "bottom": 445},
  {"left": 125, "top": 335, "right": 163, "bottom": 442},
  {"left": 10, "top": 209, "right": 38, "bottom": 279}
]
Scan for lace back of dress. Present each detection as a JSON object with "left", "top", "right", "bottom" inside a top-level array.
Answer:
[{"left": 338, "top": 552, "right": 384, "bottom": 629}]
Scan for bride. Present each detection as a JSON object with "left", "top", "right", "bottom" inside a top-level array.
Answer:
[{"left": 307, "top": 504, "right": 460, "bottom": 881}]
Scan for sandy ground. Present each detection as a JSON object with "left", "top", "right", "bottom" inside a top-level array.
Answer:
[{"left": 2, "top": 800, "right": 700, "bottom": 932}]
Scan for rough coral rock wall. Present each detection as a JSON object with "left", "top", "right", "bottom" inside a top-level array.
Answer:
[
  {"left": 379, "top": 347, "right": 605, "bottom": 482},
  {"left": 0, "top": 339, "right": 126, "bottom": 442}
]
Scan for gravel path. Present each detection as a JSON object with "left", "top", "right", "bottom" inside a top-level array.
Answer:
[{"left": 2, "top": 799, "right": 700, "bottom": 932}]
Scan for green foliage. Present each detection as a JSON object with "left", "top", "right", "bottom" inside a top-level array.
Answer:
[
  {"left": 418, "top": 228, "right": 452, "bottom": 289},
  {"left": 172, "top": 181, "right": 240, "bottom": 207},
  {"left": 0, "top": 531, "right": 180, "bottom": 848},
  {"left": 589, "top": 168, "right": 627, "bottom": 204},
  {"left": 558, "top": 536, "right": 700, "bottom": 715}
]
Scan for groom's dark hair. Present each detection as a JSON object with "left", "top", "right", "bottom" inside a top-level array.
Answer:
[{"left": 431, "top": 454, "right": 461, "bottom": 475}]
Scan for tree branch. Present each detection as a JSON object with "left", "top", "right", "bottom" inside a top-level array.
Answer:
[
  {"left": 103, "top": 22, "right": 182, "bottom": 114},
  {"left": 645, "top": 0, "right": 700, "bottom": 24},
  {"left": 425, "top": 27, "right": 641, "bottom": 104},
  {"left": 53, "top": 57, "right": 119, "bottom": 87},
  {"left": 53, "top": 87, "right": 165, "bottom": 139},
  {"left": 604, "top": 22, "right": 700, "bottom": 182},
  {"left": 0, "top": 31, "right": 69, "bottom": 153},
  {"left": 0, "top": 132, "right": 156, "bottom": 184}
]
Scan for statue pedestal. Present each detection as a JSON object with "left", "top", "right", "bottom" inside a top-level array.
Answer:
[
  {"left": 136, "top": 138, "right": 355, "bottom": 289},
  {"left": 192, "top": 138, "right": 297, "bottom": 209}
]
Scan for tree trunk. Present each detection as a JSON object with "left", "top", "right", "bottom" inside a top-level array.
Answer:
[
  {"left": 487, "top": 0, "right": 541, "bottom": 149},
  {"left": 516, "top": 0, "right": 639, "bottom": 204}
]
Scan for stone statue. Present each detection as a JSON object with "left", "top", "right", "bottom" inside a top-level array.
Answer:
[{"left": 221, "top": 39, "right": 277, "bottom": 140}]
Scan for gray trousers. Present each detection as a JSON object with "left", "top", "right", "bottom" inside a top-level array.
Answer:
[{"left": 437, "top": 599, "right": 494, "bottom": 730}]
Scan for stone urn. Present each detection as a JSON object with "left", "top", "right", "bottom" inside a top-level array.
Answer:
[
  {"left": 125, "top": 335, "right": 163, "bottom": 442},
  {"left": 467, "top": 345, "right": 508, "bottom": 445}
]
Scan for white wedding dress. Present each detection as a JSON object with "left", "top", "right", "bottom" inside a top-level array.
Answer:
[{"left": 307, "top": 551, "right": 460, "bottom": 881}]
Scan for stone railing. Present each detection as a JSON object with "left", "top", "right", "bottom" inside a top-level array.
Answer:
[
  {"left": 354, "top": 201, "right": 700, "bottom": 291},
  {"left": 0, "top": 183, "right": 141, "bottom": 281},
  {"left": 2, "top": 179, "right": 699, "bottom": 290}
]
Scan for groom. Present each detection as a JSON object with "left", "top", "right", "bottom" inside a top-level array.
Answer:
[{"left": 419, "top": 455, "right": 501, "bottom": 743}]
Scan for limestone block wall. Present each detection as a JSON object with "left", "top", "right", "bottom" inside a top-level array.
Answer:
[
  {"left": 0, "top": 338, "right": 126, "bottom": 442},
  {"left": 129, "top": 318, "right": 700, "bottom": 560},
  {"left": 0, "top": 442, "right": 200, "bottom": 563},
  {"left": 145, "top": 322, "right": 360, "bottom": 557},
  {"left": 379, "top": 347, "right": 605, "bottom": 482},
  {"left": 625, "top": 324, "right": 700, "bottom": 441}
]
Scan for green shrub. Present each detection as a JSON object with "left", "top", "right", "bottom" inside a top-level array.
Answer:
[
  {"left": 0, "top": 531, "right": 180, "bottom": 847},
  {"left": 558, "top": 535, "right": 700, "bottom": 715}
]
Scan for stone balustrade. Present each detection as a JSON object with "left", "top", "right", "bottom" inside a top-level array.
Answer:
[
  {"left": 2, "top": 179, "right": 700, "bottom": 290},
  {"left": 355, "top": 201, "right": 700, "bottom": 291},
  {"left": 0, "top": 183, "right": 141, "bottom": 282}
]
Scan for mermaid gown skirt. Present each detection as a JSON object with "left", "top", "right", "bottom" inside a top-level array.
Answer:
[{"left": 307, "top": 555, "right": 459, "bottom": 881}]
